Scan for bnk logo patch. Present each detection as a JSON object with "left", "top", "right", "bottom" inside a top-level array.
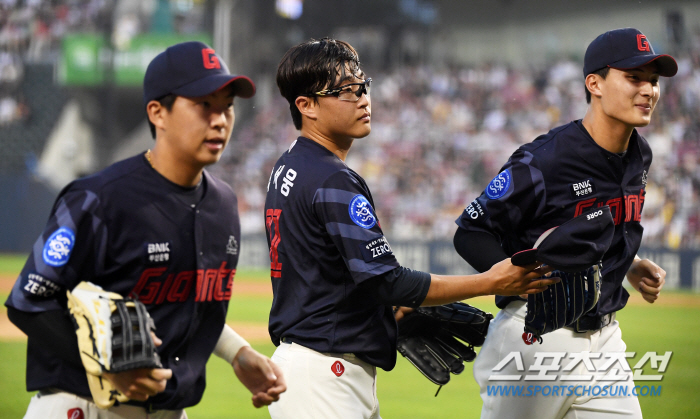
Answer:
[
  {"left": 42, "top": 227, "right": 75, "bottom": 267},
  {"left": 349, "top": 195, "right": 377, "bottom": 229}
]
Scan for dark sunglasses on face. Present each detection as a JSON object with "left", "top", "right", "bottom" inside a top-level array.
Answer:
[{"left": 310, "top": 78, "right": 372, "bottom": 102}]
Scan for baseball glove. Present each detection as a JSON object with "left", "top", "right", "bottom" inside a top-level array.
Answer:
[
  {"left": 523, "top": 264, "right": 601, "bottom": 344},
  {"left": 67, "top": 281, "right": 162, "bottom": 408},
  {"left": 396, "top": 302, "right": 493, "bottom": 392}
]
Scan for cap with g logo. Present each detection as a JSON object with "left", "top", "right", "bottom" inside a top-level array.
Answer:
[
  {"left": 583, "top": 28, "right": 678, "bottom": 77},
  {"left": 143, "top": 41, "right": 255, "bottom": 106}
]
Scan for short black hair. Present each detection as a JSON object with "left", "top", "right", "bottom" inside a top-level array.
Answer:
[
  {"left": 147, "top": 94, "right": 177, "bottom": 138},
  {"left": 585, "top": 67, "right": 610, "bottom": 104},
  {"left": 276, "top": 38, "right": 362, "bottom": 129}
]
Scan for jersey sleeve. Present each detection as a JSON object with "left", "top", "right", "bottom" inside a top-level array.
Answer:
[
  {"left": 455, "top": 148, "right": 546, "bottom": 252},
  {"left": 5, "top": 186, "right": 107, "bottom": 313},
  {"left": 312, "top": 169, "right": 400, "bottom": 284}
]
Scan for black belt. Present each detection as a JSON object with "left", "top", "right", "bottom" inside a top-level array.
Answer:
[
  {"left": 572, "top": 312, "right": 615, "bottom": 333},
  {"left": 124, "top": 399, "right": 156, "bottom": 413}
]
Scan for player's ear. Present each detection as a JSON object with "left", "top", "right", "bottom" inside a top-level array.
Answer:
[
  {"left": 295, "top": 96, "right": 318, "bottom": 122},
  {"left": 147, "top": 100, "right": 167, "bottom": 132},
  {"left": 585, "top": 73, "right": 603, "bottom": 101}
]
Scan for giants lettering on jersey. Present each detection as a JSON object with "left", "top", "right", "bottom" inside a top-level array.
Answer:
[
  {"left": 574, "top": 190, "right": 645, "bottom": 225},
  {"left": 130, "top": 261, "right": 235, "bottom": 304}
]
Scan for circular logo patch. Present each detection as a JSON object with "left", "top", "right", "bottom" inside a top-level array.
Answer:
[
  {"left": 485, "top": 169, "right": 511, "bottom": 199},
  {"left": 348, "top": 195, "right": 377, "bottom": 229},
  {"left": 331, "top": 360, "right": 345, "bottom": 377},
  {"left": 42, "top": 227, "right": 75, "bottom": 267}
]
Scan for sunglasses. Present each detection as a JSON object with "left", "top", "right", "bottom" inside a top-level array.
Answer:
[{"left": 309, "top": 78, "right": 372, "bottom": 102}]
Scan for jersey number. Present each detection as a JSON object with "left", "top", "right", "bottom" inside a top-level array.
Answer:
[{"left": 265, "top": 209, "right": 283, "bottom": 278}]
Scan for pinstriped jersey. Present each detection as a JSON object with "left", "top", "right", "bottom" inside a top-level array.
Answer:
[
  {"left": 265, "top": 136, "right": 400, "bottom": 371},
  {"left": 456, "top": 120, "right": 651, "bottom": 315},
  {"left": 5, "top": 154, "right": 240, "bottom": 409}
]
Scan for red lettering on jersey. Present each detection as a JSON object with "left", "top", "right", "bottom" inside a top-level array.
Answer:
[
  {"left": 574, "top": 198, "right": 596, "bottom": 217},
  {"left": 205, "top": 269, "right": 217, "bottom": 301},
  {"left": 156, "top": 273, "right": 175, "bottom": 304},
  {"left": 626, "top": 194, "right": 640, "bottom": 222},
  {"left": 67, "top": 408, "right": 85, "bottom": 419},
  {"left": 266, "top": 209, "right": 283, "bottom": 278},
  {"left": 202, "top": 48, "right": 221, "bottom": 69},
  {"left": 132, "top": 267, "right": 167, "bottom": 303},
  {"left": 168, "top": 271, "right": 194, "bottom": 302},
  {"left": 135, "top": 262, "right": 235, "bottom": 304},
  {"left": 195, "top": 270, "right": 205, "bottom": 301},
  {"left": 213, "top": 262, "right": 230, "bottom": 301},
  {"left": 331, "top": 360, "right": 345, "bottom": 377},
  {"left": 636, "top": 34, "right": 650, "bottom": 52},
  {"left": 574, "top": 190, "right": 645, "bottom": 226},
  {"left": 224, "top": 269, "right": 235, "bottom": 300},
  {"left": 606, "top": 197, "right": 623, "bottom": 225}
]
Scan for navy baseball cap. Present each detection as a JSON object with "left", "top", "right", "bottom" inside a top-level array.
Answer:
[
  {"left": 143, "top": 41, "right": 255, "bottom": 106},
  {"left": 583, "top": 28, "right": 677, "bottom": 77},
  {"left": 511, "top": 206, "right": 615, "bottom": 273}
]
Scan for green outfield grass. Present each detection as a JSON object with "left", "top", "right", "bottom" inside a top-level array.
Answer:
[{"left": 1, "top": 256, "right": 699, "bottom": 418}]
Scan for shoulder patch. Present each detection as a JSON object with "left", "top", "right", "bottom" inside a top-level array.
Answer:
[
  {"left": 21, "top": 272, "right": 61, "bottom": 298},
  {"left": 42, "top": 227, "right": 75, "bottom": 267},
  {"left": 360, "top": 236, "right": 394, "bottom": 262},
  {"left": 485, "top": 169, "right": 511, "bottom": 199},
  {"left": 348, "top": 195, "right": 377, "bottom": 229}
]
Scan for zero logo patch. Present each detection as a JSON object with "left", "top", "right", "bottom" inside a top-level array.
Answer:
[
  {"left": 42, "top": 227, "right": 75, "bottom": 267},
  {"left": 21, "top": 273, "right": 61, "bottom": 298},
  {"left": 331, "top": 360, "right": 345, "bottom": 377},
  {"left": 464, "top": 199, "right": 486, "bottom": 221},
  {"left": 485, "top": 170, "right": 511, "bottom": 199},
  {"left": 570, "top": 178, "right": 596, "bottom": 199},
  {"left": 360, "top": 236, "right": 394, "bottom": 262},
  {"left": 349, "top": 195, "right": 377, "bottom": 229}
]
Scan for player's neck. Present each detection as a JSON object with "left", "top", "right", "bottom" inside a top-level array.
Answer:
[
  {"left": 581, "top": 107, "right": 633, "bottom": 154},
  {"left": 300, "top": 128, "right": 354, "bottom": 161},
  {"left": 146, "top": 148, "right": 204, "bottom": 187}
]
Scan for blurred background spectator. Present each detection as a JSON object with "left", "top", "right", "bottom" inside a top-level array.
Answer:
[{"left": 2, "top": 0, "right": 700, "bottom": 267}]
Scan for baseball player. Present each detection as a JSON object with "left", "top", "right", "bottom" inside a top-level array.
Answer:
[
  {"left": 5, "top": 41, "right": 285, "bottom": 419},
  {"left": 264, "top": 38, "right": 559, "bottom": 419},
  {"left": 454, "top": 28, "right": 674, "bottom": 418}
]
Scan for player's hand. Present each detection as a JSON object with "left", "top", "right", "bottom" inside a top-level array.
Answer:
[
  {"left": 232, "top": 346, "right": 287, "bottom": 408},
  {"left": 102, "top": 368, "right": 172, "bottom": 401},
  {"left": 102, "top": 332, "right": 171, "bottom": 401},
  {"left": 488, "top": 258, "right": 559, "bottom": 296},
  {"left": 393, "top": 306, "right": 413, "bottom": 322},
  {"left": 627, "top": 258, "right": 666, "bottom": 303}
]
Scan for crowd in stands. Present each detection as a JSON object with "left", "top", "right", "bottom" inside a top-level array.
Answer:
[
  {"left": 0, "top": 50, "right": 28, "bottom": 125},
  {"left": 213, "top": 36, "right": 700, "bottom": 250},
  {"left": 3, "top": 0, "right": 700, "bottom": 249}
]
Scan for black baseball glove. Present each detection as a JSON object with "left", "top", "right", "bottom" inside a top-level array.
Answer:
[
  {"left": 396, "top": 302, "right": 493, "bottom": 390},
  {"left": 67, "top": 281, "right": 162, "bottom": 408},
  {"left": 523, "top": 263, "right": 601, "bottom": 344}
]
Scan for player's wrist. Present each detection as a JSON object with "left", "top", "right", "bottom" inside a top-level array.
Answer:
[{"left": 214, "top": 324, "right": 250, "bottom": 365}]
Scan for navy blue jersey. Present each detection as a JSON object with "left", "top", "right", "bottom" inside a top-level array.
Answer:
[
  {"left": 5, "top": 154, "right": 240, "bottom": 410},
  {"left": 456, "top": 120, "right": 650, "bottom": 315},
  {"left": 265, "top": 137, "right": 400, "bottom": 371}
]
